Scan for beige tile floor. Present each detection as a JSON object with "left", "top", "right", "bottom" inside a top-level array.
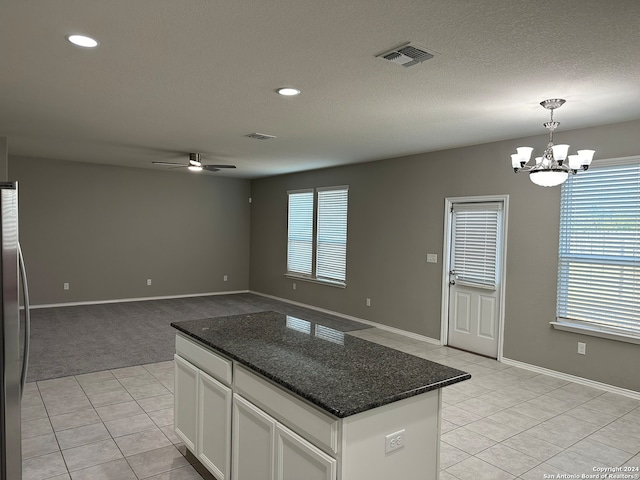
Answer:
[{"left": 21, "top": 328, "right": 640, "bottom": 480}]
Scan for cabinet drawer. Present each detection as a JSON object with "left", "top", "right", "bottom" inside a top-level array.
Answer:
[
  {"left": 176, "top": 334, "right": 232, "bottom": 386},
  {"left": 234, "top": 365, "right": 339, "bottom": 455}
]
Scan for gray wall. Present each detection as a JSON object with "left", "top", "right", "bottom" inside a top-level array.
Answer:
[
  {"left": 11, "top": 156, "right": 251, "bottom": 305},
  {"left": 249, "top": 119, "right": 640, "bottom": 391},
  {"left": 0, "top": 137, "right": 7, "bottom": 181}
]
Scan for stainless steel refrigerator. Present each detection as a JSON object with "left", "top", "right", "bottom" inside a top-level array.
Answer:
[{"left": 0, "top": 182, "right": 31, "bottom": 480}]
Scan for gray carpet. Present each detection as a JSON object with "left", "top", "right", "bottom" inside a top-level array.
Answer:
[{"left": 25, "top": 293, "right": 370, "bottom": 382}]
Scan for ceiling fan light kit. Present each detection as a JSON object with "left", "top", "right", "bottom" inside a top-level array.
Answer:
[
  {"left": 188, "top": 153, "right": 202, "bottom": 167},
  {"left": 510, "top": 99, "right": 595, "bottom": 187}
]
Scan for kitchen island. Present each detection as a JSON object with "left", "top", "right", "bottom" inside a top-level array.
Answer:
[{"left": 171, "top": 311, "right": 470, "bottom": 480}]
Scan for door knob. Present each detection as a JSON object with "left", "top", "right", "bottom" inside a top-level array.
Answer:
[{"left": 449, "top": 279, "right": 456, "bottom": 286}]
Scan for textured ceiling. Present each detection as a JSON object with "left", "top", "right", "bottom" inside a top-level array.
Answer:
[{"left": 2, "top": 0, "right": 640, "bottom": 178}]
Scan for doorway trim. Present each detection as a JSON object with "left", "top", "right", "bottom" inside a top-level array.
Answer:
[{"left": 440, "top": 194, "right": 510, "bottom": 361}]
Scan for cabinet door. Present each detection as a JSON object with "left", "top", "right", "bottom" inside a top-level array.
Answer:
[
  {"left": 174, "top": 354, "right": 198, "bottom": 452},
  {"left": 198, "top": 370, "right": 232, "bottom": 480},
  {"left": 232, "top": 394, "right": 276, "bottom": 480},
  {"left": 275, "top": 424, "right": 336, "bottom": 480}
]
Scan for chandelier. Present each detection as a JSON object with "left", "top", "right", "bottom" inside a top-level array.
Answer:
[{"left": 510, "top": 99, "right": 595, "bottom": 187}]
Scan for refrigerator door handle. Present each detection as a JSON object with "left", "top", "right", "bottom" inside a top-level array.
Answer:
[{"left": 18, "top": 242, "right": 31, "bottom": 399}]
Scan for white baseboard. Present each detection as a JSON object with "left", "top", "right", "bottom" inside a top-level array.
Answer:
[
  {"left": 501, "top": 356, "right": 640, "bottom": 400},
  {"left": 250, "top": 290, "right": 441, "bottom": 345},
  {"left": 27, "top": 290, "right": 250, "bottom": 310}
]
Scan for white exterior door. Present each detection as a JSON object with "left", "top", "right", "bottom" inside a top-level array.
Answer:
[{"left": 447, "top": 202, "right": 503, "bottom": 358}]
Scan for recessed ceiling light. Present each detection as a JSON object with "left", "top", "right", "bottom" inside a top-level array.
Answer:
[
  {"left": 66, "top": 34, "right": 99, "bottom": 48},
  {"left": 276, "top": 87, "right": 301, "bottom": 96}
]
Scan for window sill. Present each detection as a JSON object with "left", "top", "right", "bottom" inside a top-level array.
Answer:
[
  {"left": 550, "top": 320, "right": 640, "bottom": 345},
  {"left": 284, "top": 273, "right": 346, "bottom": 289}
]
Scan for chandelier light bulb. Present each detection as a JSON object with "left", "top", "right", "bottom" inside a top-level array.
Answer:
[
  {"left": 551, "top": 144, "right": 570, "bottom": 161},
  {"left": 577, "top": 150, "right": 595, "bottom": 168},
  {"left": 516, "top": 147, "right": 533, "bottom": 164},
  {"left": 568, "top": 155, "right": 582, "bottom": 170},
  {"left": 511, "top": 154, "right": 521, "bottom": 168}
]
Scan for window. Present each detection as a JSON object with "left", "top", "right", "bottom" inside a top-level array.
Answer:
[
  {"left": 287, "top": 186, "right": 348, "bottom": 285},
  {"left": 316, "top": 187, "right": 349, "bottom": 282},
  {"left": 287, "top": 190, "right": 314, "bottom": 276},
  {"left": 555, "top": 156, "right": 640, "bottom": 342},
  {"left": 451, "top": 203, "right": 502, "bottom": 289}
]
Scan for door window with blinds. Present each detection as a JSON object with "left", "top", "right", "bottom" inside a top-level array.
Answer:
[
  {"left": 451, "top": 203, "right": 502, "bottom": 289},
  {"left": 287, "top": 186, "right": 348, "bottom": 285},
  {"left": 556, "top": 157, "right": 640, "bottom": 340}
]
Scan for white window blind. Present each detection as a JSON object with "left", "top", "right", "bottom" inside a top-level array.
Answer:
[
  {"left": 316, "top": 187, "right": 348, "bottom": 282},
  {"left": 287, "top": 190, "right": 313, "bottom": 276},
  {"left": 451, "top": 203, "right": 501, "bottom": 289},
  {"left": 557, "top": 158, "right": 640, "bottom": 336}
]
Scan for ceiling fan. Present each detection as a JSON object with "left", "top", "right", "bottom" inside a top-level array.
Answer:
[{"left": 152, "top": 153, "right": 236, "bottom": 172}]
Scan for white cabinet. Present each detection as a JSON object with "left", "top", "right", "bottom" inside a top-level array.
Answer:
[
  {"left": 175, "top": 333, "right": 442, "bottom": 480},
  {"left": 231, "top": 365, "right": 441, "bottom": 480},
  {"left": 174, "top": 335, "right": 233, "bottom": 480},
  {"left": 233, "top": 366, "right": 338, "bottom": 455},
  {"left": 275, "top": 423, "right": 337, "bottom": 480},
  {"left": 174, "top": 354, "right": 198, "bottom": 452},
  {"left": 232, "top": 393, "right": 336, "bottom": 480},
  {"left": 232, "top": 393, "right": 276, "bottom": 480},
  {"left": 198, "top": 370, "right": 232, "bottom": 480}
]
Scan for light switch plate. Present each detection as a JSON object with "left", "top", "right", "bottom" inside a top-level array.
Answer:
[{"left": 427, "top": 253, "right": 438, "bottom": 263}]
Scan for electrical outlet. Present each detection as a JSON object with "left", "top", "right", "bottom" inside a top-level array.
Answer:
[
  {"left": 146, "top": 279, "right": 152, "bottom": 286},
  {"left": 63, "top": 282, "right": 69, "bottom": 291},
  {"left": 427, "top": 253, "right": 438, "bottom": 263},
  {"left": 366, "top": 298, "right": 371, "bottom": 307},
  {"left": 578, "top": 342, "right": 586, "bottom": 355},
  {"left": 292, "top": 283, "right": 296, "bottom": 290},
  {"left": 223, "top": 275, "right": 228, "bottom": 281},
  {"left": 385, "top": 429, "right": 405, "bottom": 454}
]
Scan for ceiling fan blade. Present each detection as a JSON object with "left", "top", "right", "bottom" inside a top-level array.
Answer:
[
  {"left": 152, "top": 161, "right": 186, "bottom": 167},
  {"left": 205, "top": 164, "right": 236, "bottom": 169},
  {"left": 202, "top": 165, "right": 221, "bottom": 172}
]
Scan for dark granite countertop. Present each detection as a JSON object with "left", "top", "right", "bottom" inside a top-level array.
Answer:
[{"left": 171, "top": 311, "right": 470, "bottom": 418}]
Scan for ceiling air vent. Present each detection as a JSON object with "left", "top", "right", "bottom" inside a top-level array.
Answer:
[
  {"left": 376, "top": 43, "right": 435, "bottom": 67},
  {"left": 245, "top": 133, "right": 277, "bottom": 140}
]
